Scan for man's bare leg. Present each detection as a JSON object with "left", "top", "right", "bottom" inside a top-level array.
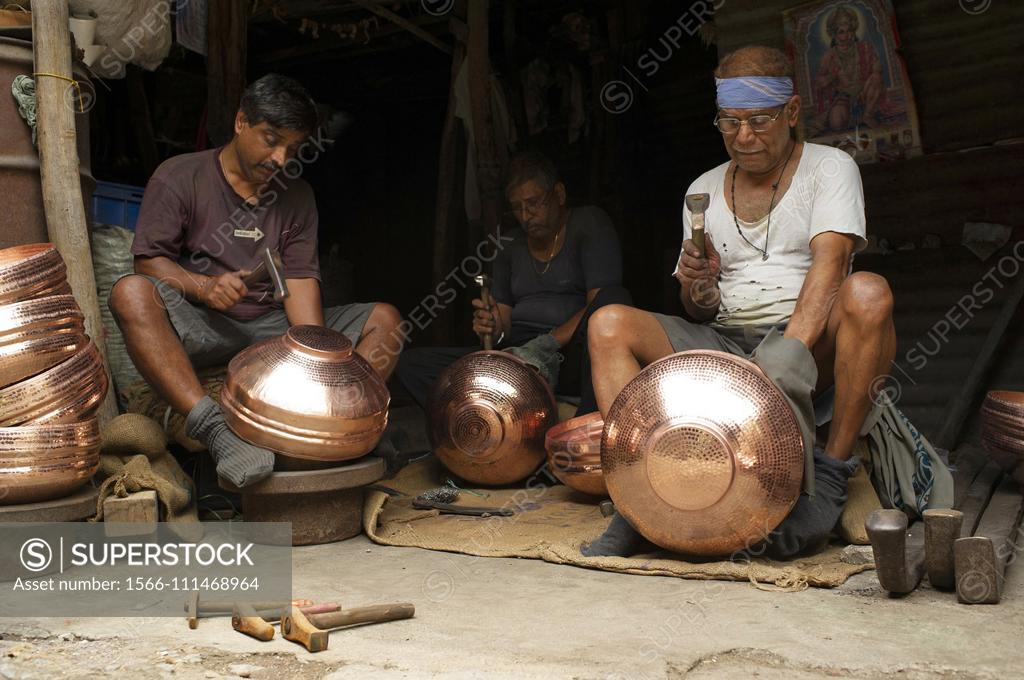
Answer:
[
  {"left": 109, "top": 275, "right": 273, "bottom": 487},
  {"left": 587, "top": 305, "right": 676, "bottom": 416},
  {"left": 582, "top": 305, "right": 676, "bottom": 557},
  {"left": 812, "top": 272, "right": 896, "bottom": 461},
  {"left": 355, "top": 303, "right": 403, "bottom": 379}
]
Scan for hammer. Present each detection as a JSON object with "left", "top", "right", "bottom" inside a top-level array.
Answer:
[
  {"left": 684, "top": 193, "right": 710, "bottom": 258},
  {"left": 184, "top": 592, "right": 326, "bottom": 629},
  {"left": 474, "top": 274, "right": 494, "bottom": 350},
  {"left": 954, "top": 473, "right": 1024, "bottom": 604},
  {"left": 281, "top": 602, "right": 415, "bottom": 653},
  {"left": 865, "top": 509, "right": 925, "bottom": 596},
  {"left": 242, "top": 247, "right": 289, "bottom": 301}
]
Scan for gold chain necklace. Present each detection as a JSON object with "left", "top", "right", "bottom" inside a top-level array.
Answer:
[{"left": 533, "top": 227, "right": 563, "bottom": 275}]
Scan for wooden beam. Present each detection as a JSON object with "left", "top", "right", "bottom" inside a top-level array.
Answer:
[
  {"left": 467, "top": 0, "right": 502, "bottom": 238},
  {"left": 350, "top": 0, "right": 452, "bottom": 55},
  {"left": 206, "top": 0, "right": 248, "bottom": 146},
  {"left": 31, "top": 0, "right": 117, "bottom": 424}
]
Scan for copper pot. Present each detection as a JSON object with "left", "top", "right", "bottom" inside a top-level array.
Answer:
[
  {"left": 546, "top": 412, "right": 607, "bottom": 497},
  {"left": 0, "top": 419, "right": 100, "bottom": 505},
  {"left": 0, "top": 340, "right": 107, "bottom": 425},
  {"left": 981, "top": 391, "right": 1024, "bottom": 473},
  {"left": 221, "top": 325, "right": 390, "bottom": 462},
  {"left": 427, "top": 351, "right": 558, "bottom": 486},
  {"left": 0, "top": 244, "right": 71, "bottom": 305},
  {"left": 603, "top": 350, "right": 804, "bottom": 556},
  {"left": 0, "top": 294, "right": 87, "bottom": 388}
]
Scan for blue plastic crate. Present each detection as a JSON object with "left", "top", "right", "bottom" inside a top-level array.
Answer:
[{"left": 92, "top": 180, "right": 145, "bottom": 231}]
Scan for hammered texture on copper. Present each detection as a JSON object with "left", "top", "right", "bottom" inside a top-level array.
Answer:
[
  {"left": 545, "top": 412, "right": 607, "bottom": 496},
  {"left": 0, "top": 294, "right": 87, "bottom": 388},
  {"left": 603, "top": 350, "right": 804, "bottom": 556},
  {"left": 981, "top": 391, "right": 1024, "bottom": 473},
  {"left": 428, "top": 351, "right": 557, "bottom": 485},
  {"left": 0, "top": 244, "right": 70, "bottom": 305},
  {"left": 221, "top": 324, "right": 390, "bottom": 461},
  {"left": 0, "top": 341, "right": 108, "bottom": 426},
  {"left": 0, "top": 419, "right": 101, "bottom": 505}
]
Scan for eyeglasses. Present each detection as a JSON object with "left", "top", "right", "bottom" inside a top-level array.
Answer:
[
  {"left": 507, "top": 190, "right": 551, "bottom": 217},
  {"left": 713, "top": 107, "right": 786, "bottom": 134}
]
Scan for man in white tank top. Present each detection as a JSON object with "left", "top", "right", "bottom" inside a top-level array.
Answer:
[{"left": 584, "top": 46, "right": 897, "bottom": 559}]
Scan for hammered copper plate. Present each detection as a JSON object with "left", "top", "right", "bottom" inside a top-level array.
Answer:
[
  {"left": 221, "top": 325, "right": 390, "bottom": 461},
  {"left": 0, "top": 244, "right": 70, "bottom": 305},
  {"left": 0, "top": 419, "right": 101, "bottom": 460},
  {"left": 0, "top": 341, "right": 107, "bottom": 425},
  {"left": 0, "top": 295, "right": 86, "bottom": 387},
  {"left": 0, "top": 454, "right": 98, "bottom": 505},
  {"left": 428, "top": 351, "right": 557, "bottom": 486},
  {"left": 602, "top": 350, "right": 804, "bottom": 556}
]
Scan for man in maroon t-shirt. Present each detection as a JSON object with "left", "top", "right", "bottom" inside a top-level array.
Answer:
[{"left": 110, "top": 74, "right": 402, "bottom": 488}]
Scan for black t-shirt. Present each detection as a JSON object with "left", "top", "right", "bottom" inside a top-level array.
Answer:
[{"left": 491, "top": 205, "right": 622, "bottom": 336}]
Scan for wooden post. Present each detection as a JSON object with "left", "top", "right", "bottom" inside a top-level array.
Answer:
[
  {"left": 206, "top": 0, "right": 248, "bottom": 146},
  {"left": 31, "top": 0, "right": 117, "bottom": 424},
  {"left": 467, "top": 0, "right": 503, "bottom": 239}
]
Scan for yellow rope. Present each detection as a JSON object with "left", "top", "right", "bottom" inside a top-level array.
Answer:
[{"left": 32, "top": 71, "right": 85, "bottom": 113}]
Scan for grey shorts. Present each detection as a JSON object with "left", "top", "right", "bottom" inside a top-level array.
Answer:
[
  {"left": 140, "top": 275, "right": 374, "bottom": 369},
  {"left": 651, "top": 313, "right": 785, "bottom": 357}
]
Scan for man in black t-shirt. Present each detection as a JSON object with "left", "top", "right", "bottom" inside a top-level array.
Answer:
[{"left": 396, "top": 151, "right": 630, "bottom": 414}]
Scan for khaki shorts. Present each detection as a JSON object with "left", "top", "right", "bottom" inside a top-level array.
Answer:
[{"left": 138, "top": 275, "right": 374, "bottom": 369}]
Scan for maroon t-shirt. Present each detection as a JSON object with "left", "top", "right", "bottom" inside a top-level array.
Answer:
[{"left": 131, "top": 148, "right": 320, "bottom": 320}]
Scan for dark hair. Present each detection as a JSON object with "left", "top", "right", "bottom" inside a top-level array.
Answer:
[
  {"left": 239, "top": 73, "right": 318, "bottom": 135},
  {"left": 714, "top": 45, "right": 794, "bottom": 79},
  {"left": 505, "top": 150, "right": 561, "bottom": 196}
]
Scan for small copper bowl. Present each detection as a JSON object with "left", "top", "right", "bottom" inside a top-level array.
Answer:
[
  {"left": 0, "top": 341, "right": 107, "bottom": 425},
  {"left": 603, "top": 350, "right": 804, "bottom": 556},
  {"left": 0, "top": 419, "right": 100, "bottom": 505},
  {"left": 546, "top": 412, "right": 608, "bottom": 497},
  {"left": 221, "top": 325, "right": 390, "bottom": 462},
  {"left": 427, "top": 351, "right": 558, "bottom": 486},
  {"left": 0, "top": 244, "right": 70, "bottom": 305},
  {"left": 0, "top": 295, "right": 87, "bottom": 388}
]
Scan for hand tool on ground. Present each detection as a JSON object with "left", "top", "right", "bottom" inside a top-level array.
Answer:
[
  {"left": 411, "top": 496, "right": 514, "bottom": 517},
  {"left": 865, "top": 509, "right": 925, "bottom": 596},
  {"left": 232, "top": 602, "right": 276, "bottom": 641},
  {"left": 185, "top": 592, "right": 318, "bottom": 629},
  {"left": 474, "top": 274, "right": 493, "bottom": 350},
  {"left": 281, "top": 602, "right": 416, "bottom": 653},
  {"left": 684, "top": 193, "right": 710, "bottom": 258},
  {"left": 923, "top": 509, "right": 963, "bottom": 589},
  {"left": 242, "top": 247, "right": 289, "bottom": 301},
  {"left": 954, "top": 474, "right": 1024, "bottom": 604}
]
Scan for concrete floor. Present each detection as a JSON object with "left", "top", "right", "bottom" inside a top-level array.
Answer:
[{"left": 1, "top": 534, "right": 1021, "bottom": 679}]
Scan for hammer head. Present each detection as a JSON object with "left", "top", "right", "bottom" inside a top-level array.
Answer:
[
  {"left": 685, "top": 193, "right": 710, "bottom": 215},
  {"left": 242, "top": 248, "right": 290, "bottom": 301},
  {"left": 474, "top": 274, "right": 491, "bottom": 290}
]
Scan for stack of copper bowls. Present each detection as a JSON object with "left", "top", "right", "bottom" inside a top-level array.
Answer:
[
  {"left": 0, "top": 244, "right": 107, "bottom": 505},
  {"left": 221, "top": 324, "right": 390, "bottom": 464},
  {"left": 545, "top": 411, "right": 607, "bottom": 496},
  {"left": 981, "top": 391, "right": 1024, "bottom": 475}
]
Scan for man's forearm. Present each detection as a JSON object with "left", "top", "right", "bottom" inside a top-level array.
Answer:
[
  {"left": 550, "top": 306, "right": 587, "bottom": 347},
  {"left": 679, "top": 280, "right": 719, "bottom": 322},
  {"left": 785, "top": 260, "right": 846, "bottom": 349},
  {"left": 135, "top": 256, "right": 211, "bottom": 302}
]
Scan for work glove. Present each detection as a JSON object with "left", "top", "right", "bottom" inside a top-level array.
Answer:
[{"left": 505, "top": 333, "right": 562, "bottom": 388}]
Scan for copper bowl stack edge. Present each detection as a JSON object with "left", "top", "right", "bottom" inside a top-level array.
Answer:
[
  {"left": 0, "top": 419, "right": 101, "bottom": 505},
  {"left": 0, "top": 295, "right": 87, "bottom": 388},
  {"left": 0, "top": 341, "right": 108, "bottom": 426},
  {"left": 602, "top": 350, "right": 804, "bottom": 556},
  {"left": 0, "top": 244, "right": 71, "bottom": 305},
  {"left": 221, "top": 325, "right": 390, "bottom": 462},
  {"left": 980, "top": 391, "right": 1024, "bottom": 474},
  {"left": 545, "top": 411, "right": 607, "bottom": 496},
  {"left": 428, "top": 351, "right": 558, "bottom": 486}
]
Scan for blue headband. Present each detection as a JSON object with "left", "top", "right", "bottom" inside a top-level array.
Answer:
[{"left": 715, "top": 77, "right": 794, "bottom": 109}]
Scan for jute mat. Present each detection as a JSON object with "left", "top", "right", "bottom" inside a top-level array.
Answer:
[{"left": 364, "top": 457, "right": 875, "bottom": 589}]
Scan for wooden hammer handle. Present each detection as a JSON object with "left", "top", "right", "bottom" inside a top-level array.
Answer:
[
  {"left": 307, "top": 602, "right": 416, "bottom": 630},
  {"left": 232, "top": 603, "right": 275, "bottom": 641}
]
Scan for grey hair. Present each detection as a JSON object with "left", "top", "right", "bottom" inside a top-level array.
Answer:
[{"left": 505, "top": 150, "right": 561, "bottom": 195}]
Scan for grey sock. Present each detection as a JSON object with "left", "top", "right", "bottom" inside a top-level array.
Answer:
[
  {"left": 581, "top": 512, "right": 655, "bottom": 557},
  {"left": 186, "top": 396, "right": 274, "bottom": 488}
]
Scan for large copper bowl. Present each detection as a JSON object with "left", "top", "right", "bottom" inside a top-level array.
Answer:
[
  {"left": 603, "top": 350, "right": 804, "bottom": 556},
  {"left": 980, "top": 391, "right": 1024, "bottom": 474},
  {"left": 0, "top": 419, "right": 100, "bottom": 504},
  {"left": 546, "top": 412, "right": 607, "bottom": 496},
  {"left": 427, "top": 351, "right": 558, "bottom": 486},
  {"left": 0, "top": 340, "right": 108, "bottom": 425},
  {"left": 0, "top": 295, "right": 87, "bottom": 388},
  {"left": 0, "top": 244, "right": 71, "bottom": 305},
  {"left": 221, "top": 325, "right": 390, "bottom": 462}
]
